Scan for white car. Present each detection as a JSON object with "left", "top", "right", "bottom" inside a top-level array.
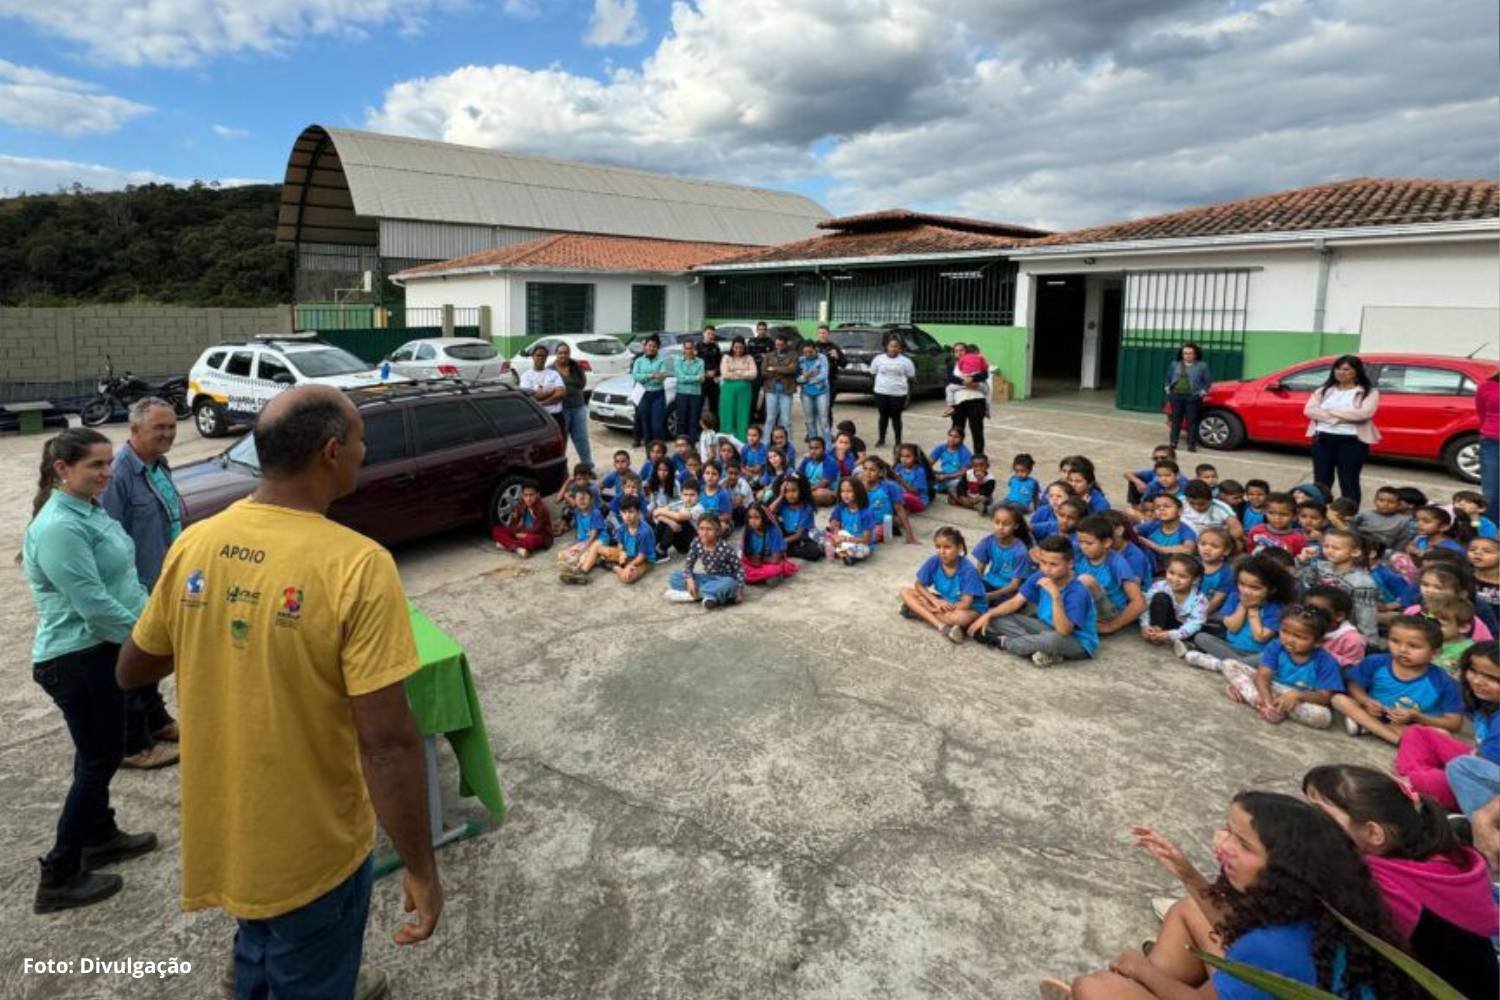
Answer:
[
  {"left": 186, "top": 333, "right": 408, "bottom": 438},
  {"left": 386, "top": 337, "right": 504, "bottom": 382},
  {"left": 586, "top": 350, "right": 682, "bottom": 436},
  {"left": 504, "top": 334, "right": 632, "bottom": 390}
]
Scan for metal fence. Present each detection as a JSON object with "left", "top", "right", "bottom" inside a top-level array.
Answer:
[
  {"left": 293, "top": 304, "right": 481, "bottom": 331},
  {"left": 705, "top": 261, "right": 1017, "bottom": 326},
  {"left": 1115, "top": 268, "right": 1250, "bottom": 412}
]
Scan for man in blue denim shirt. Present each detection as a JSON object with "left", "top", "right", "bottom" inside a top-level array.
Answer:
[{"left": 100, "top": 397, "right": 182, "bottom": 770}]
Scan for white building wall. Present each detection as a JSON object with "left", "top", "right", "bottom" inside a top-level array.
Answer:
[{"left": 1322, "top": 240, "right": 1499, "bottom": 338}]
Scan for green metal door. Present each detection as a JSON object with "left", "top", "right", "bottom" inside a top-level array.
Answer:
[
  {"left": 1116, "top": 269, "right": 1249, "bottom": 412},
  {"left": 631, "top": 285, "right": 667, "bottom": 333}
]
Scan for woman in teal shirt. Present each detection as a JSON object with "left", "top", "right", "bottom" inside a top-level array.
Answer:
[
  {"left": 673, "top": 339, "right": 706, "bottom": 448},
  {"left": 22, "top": 429, "right": 157, "bottom": 913},
  {"left": 631, "top": 335, "right": 669, "bottom": 444}
]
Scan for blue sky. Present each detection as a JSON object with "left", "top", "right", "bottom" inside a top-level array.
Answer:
[{"left": 0, "top": 0, "right": 1495, "bottom": 229}]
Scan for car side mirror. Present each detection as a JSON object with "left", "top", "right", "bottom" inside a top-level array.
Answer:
[
  {"left": 1266, "top": 382, "right": 1286, "bottom": 392},
  {"left": 272, "top": 373, "right": 295, "bottom": 385}
]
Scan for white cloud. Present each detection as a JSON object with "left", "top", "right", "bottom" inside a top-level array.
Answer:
[
  {"left": 0, "top": 60, "right": 151, "bottom": 135},
  {"left": 0, "top": 153, "right": 265, "bottom": 195},
  {"left": 501, "top": 0, "right": 540, "bottom": 17},
  {"left": 584, "top": 0, "right": 646, "bottom": 47},
  {"left": 212, "top": 123, "right": 252, "bottom": 138},
  {"left": 0, "top": 0, "right": 452, "bottom": 67},
  {"left": 365, "top": 0, "right": 1498, "bottom": 229}
]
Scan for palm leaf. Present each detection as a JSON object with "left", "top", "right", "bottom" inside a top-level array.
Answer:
[
  {"left": 1192, "top": 951, "right": 1344, "bottom": 999},
  {"left": 1324, "top": 905, "right": 1467, "bottom": 1000}
]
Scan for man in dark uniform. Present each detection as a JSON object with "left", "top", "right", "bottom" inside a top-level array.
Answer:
[
  {"left": 746, "top": 321, "right": 774, "bottom": 422},
  {"left": 697, "top": 325, "right": 722, "bottom": 419}
]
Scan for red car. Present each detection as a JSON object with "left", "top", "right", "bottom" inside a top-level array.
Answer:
[
  {"left": 1195, "top": 353, "right": 1495, "bottom": 483},
  {"left": 174, "top": 381, "right": 568, "bottom": 545}
]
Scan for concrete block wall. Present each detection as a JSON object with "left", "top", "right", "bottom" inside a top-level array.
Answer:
[{"left": 0, "top": 306, "right": 291, "bottom": 384}]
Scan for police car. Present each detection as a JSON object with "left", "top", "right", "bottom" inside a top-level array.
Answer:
[{"left": 186, "top": 333, "right": 408, "bottom": 437}]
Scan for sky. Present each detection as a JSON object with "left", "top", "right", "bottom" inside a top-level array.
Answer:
[{"left": 0, "top": 0, "right": 1495, "bottom": 230}]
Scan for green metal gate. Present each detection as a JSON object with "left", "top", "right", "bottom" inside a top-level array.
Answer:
[{"left": 1115, "top": 269, "right": 1250, "bottom": 412}]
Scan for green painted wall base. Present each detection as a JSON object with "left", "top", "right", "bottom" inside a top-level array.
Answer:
[
  {"left": 1242, "top": 331, "right": 1360, "bottom": 378},
  {"left": 704, "top": 319, "right": 1031, "bottom": 400}
]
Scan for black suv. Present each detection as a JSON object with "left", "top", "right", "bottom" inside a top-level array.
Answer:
[{"left": 830, "top": 323, "right": 948, "bottom": 396}]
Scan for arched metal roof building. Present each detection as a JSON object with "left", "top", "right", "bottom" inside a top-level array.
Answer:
[{"left": 276, "top": 125, "right": 829, "bottom": 292}]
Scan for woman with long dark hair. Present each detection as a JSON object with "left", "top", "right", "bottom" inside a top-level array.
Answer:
[
  {"left": 1163, "top": 342, "right": 1212, "bottom": 452},
  {"left": 718, "top": 336, "right": 757, "bottom": 442},
  {"left": 1040, "top": 791, "right": 1414, "bottom": 1000},
  {"left": 552, "top": 342, "right": 593, "bottom": 468},
  {"left": 22, "top": 429, "right": 158, "bottom": 913},
  {"left": 1304, "top": 354, "right": 1381, "bottom": 508}
]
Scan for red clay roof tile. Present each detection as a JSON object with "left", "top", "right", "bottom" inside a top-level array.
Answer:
[{"left": 395, "top": 233, "right": 754, "bottom": 279}]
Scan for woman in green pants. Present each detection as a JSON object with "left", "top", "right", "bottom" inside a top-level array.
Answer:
[{"left": 718, "top": 336, "right": 757, "bottom": 442}]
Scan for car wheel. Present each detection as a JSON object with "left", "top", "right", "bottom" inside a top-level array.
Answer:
[
  {"left": 194, "top": 398, "right": 228, "bottom": 438},
  {"left": 486, "top": 476, "right": 527, "bottom": 530},
  {"left": 1197, "top": 410, "right": 1244, "bottom": 450},
  {"left": 1442, "top": 433, "right": 1482, "bottom": 484}
]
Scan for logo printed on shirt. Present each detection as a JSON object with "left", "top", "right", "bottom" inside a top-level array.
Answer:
[
  {"left": 275, "top": 586, "right": 303, "bottom": 629},
  {"left": 182, "top": 569, "right": 207, "bottom": 608},
  {"left": 225, "top": 585, "right": 260, "bottom": 605},
  {"left": 229, "top": 618, "right": 250, "bottom": 647}
]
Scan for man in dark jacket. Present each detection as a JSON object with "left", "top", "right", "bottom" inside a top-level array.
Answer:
[
  {"left": 698, "top": 325, "right": 723, "bottom": 418},
  {"left": 813, "top": 324, "right": 845, "bottom": 422}
]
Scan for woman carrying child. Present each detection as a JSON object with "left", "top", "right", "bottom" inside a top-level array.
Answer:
[
  {"left": 664, "top": 515, "right": 745, "bottom": 610},
  {"left": 899, "top": 527, "right": 988, "bottom": 644},
  {"left": 740, "top": 502, "right": 799, "bottom": 586}
]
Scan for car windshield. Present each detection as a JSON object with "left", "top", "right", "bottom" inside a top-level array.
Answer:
[
  {"left": 286, "top": 347, "right": 371, "bottom": 377},
  {"left": 578, "top": 338, "right": 625, "bottom": 355},
  {"left": 225, "top": 434, "right": 260, "bottom": 471},
  {"left": 445, "top": 343, "right": 498, "bottom": 361},
  {"left": 830, "top": 330, "right": 887, "bottom": 349}
]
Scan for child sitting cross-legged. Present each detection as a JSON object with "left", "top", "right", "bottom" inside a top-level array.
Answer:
[
  {"left": 860, "top": 457, "right": 918, "bottom": 545},
  {"left": 1395, "top": 640, "right": 1499, "bottom": 813},
  {"left": 899, "top": 527, "right": 989, "bottom": 644},
  {"left": 1301, "top": 584, "right": 1367, "bottom": 670},
  {"left": 740, "top": 502, "right": 798, "bottom": 586},
  {"left": 928, "top": 427, "right": 972, "bottom": 497},
  {"left": 946, "top": 453, "right": 995, "bottom": 514},
  {"left": 567, "top": 495, "right": 657, "bottom": 586},
  {"left": 767, "top": 474, "right": 824, "bottom": 561},
  {"left": 1333, "top": 615, "right": 1464, "bottom": 745},
  {"left": 797, "top": 436, "right": 841, "bottom": 507},
  {"left": 966, "top": 535, "right": 1099, "bottom": 668},
  {"left": 663, "top": 515, "right": 744, "bottom": 610},
  {"left": 652, "top": 478, "right": 702, "bottom": 559},
  {"left": 1178, "top": 552, "right": 1296, "bottom": 668},
  {"left": 491, "top": 480, "right": 554, "bottom": 557},
  {"left": 1073, "top": 515, "right": 1146, "bottom": 637},
  {"left": 556, "top": 485, "right": 610, "bottom": 577},
  {"left": 1138, "top": 554, "right": 1208, "bottom": 648},
  {"left": 1134, "top": 493, "right": 1197, "bottom": 572},
  {"left": 972, "top": 503, "right": 1034, "bottom": 608},
  {"left": 825, "top": 476, "right": 877, "bottom": 566},
  {"left": 1220, "top": 604, "right": 1345, "bottom": 729},
  {"left": 1294, "top": 525, "right": 1380, "bottom": 645}
]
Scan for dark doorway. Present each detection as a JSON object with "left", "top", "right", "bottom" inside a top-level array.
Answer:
[
  {"left": 1099, "top": 284, "right": 1123, "bottom": 386},
  {"left": 1031, "top": 276, "right": 1087, "bottom": 383}
]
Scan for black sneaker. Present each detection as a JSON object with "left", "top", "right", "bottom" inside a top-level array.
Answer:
[
  {"left": 83, "top": 830, "right": 158, "bottom": 870},
  {"left": 34, "top": 868, "right": 123, "bottom": 914},
  {"left": 899, "top": 604, "right": 918, "bottom": 619}
]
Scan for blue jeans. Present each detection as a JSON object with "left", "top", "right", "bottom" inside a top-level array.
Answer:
[
  {"left": 1446, "top": 754, "right": 1500, "bottom": 816},
  {"left": 676, "top": 393, "right": 704, "bottom": 445},
  {"left": 1481, "top": 435, "right": 1498, "bottom": 522},
  {"left": 637, "top": 389, "right": 666, "bottom": 444},
  {"left": 801, "top": 392, "right": 830, "bottom": 444},
  {"left": 763, "top": 391, "right": 792, "bottom": 441},
  {"left": 668, "top": 569, "right": 739, "bottom": 606},
  {"left": 235, "top": 855, "right": 373, "bottom": 1000},
  {"left": 561, "top": 404, "right": 592, "bottom": 468}
]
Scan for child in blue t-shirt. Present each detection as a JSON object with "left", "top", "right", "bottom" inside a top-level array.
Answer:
[
  {"left": 697, "top": 462, "right": 735, "bottom": 534},
  {"left": 599, "top": 449, "right": 633, "bottom": 501},
  {"left": 1240, "top": 479, "right": 1270, "bottom": 530},
  {"left": 1074, "top": 515, "right": 1146, "bottom": 637},
  {"left": 1004, "top": 453, "right": 1041, "bottom": 511},
  {"left": 1220, "top": 605, "right": 1345, "bottom": 729},
  {"left": 571, "top": 495, "right": 657, "bottom": 585},
  {"left": 899, "top": 526, "right": 989, "bottom": 644},
  {"left": 1135, "top": 494, "right": 1198, "bottom": 573},
  {"left": 1394, "top": 641, "right": 1499, "bottom": 813},
  {"left": 893, "top": 444, "right": 930, "bottom": 512},
  {"left": 1334, "top": 615, "right": 1465, "bottom": 745},
  {"left": 558, "top": 488, "right": 611, "bottom": 579},
  {"left": 768, "top": 476, "right": 822, "bottom": 561},
  {"left": 928, "top": 428, "right": 973, "bottom": 496},
  {"left": 1182, "top": 553, "right": 1296, "bottom": 667},
  {"left": 861, "top": 458, "right": 916, "bottom": 545},
  {"left": 1195, "top": 526, "right": 1236, "bottom": 621},
  {"left": 972, "top": 504, "right": 1035, "bottom": 606},
  {"left": 767, "top": 425, "right": 797, "bottom": 469},
  {"left": 739, "top": 426, "right": 768, "bottom": 481},
  {"left": 798, "top": 436, "right": 841, "bottom": 507},
  {"left": 826, "top": 477, "right": 876, "bottom": 565},
  {"left": 1029, "top": 481, "right": 1070, "bottom": 541},
  {"left": 968, "top": 535, "right": 1098, "bottom": 667},
  {"left": 740, "top": 502, "right": 798, "bottom": 586},
  {"left": 638, "top": 440, "right": 668, "bottom": 483}
]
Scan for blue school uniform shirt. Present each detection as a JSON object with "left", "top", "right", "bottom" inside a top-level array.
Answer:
[
  {"left": 573, "top": 506, "right": 610, "bottom": 544},
  {"left": 608, "top": 491, "right": 651, "bottom": 522},
  {"left": 1084, "top": 486, "right": 1110, "bottom": 513},
  {"left": 776, "top": 502, "right": 816, "bottom": 539},
  {"left": 1004, "top": 474, "right": 1041, "bottom": 509},
  {"left": 1414, "top": 535, "right": 1465, "bottom": 555},
  {"left": 1475, "top": 515, "right": 1497, "bottom": 539},
  {"left": 972, "top": 535, "right": 1033, "bottom": 592},
  {"left": 600, "top": 470, "right": 624, "bottom": 494},
  {"left": 799, "top": 455, "right": 840, "bottom": 489},
  {"left": 865, "top": 480, "right": 904, "bottom": 523},
  {"left": 1073, "top": 550, "right": 1139, "bottom": 610},
  {"left": 1220, "top": 591, "right": 1284, "bottom": 653},
  {"left": 928, "top": 444, "right": 972, "bottom": 477},
  {"left": 1030, "top": 504, "right": 1057, "bottom": 541},
  {"left": 1348, "top": 655, "right": 1463, "bottom": 714},
  {"left": 617, "top": 520, "right": 659, "bottom": 563},
  {"left": 1200, "top": 562, "right": 1235, "bottom": 603},
  {"left": 916, "top": 555, "right": 989, "bottom": 613},
  {"left": 699, "top": 487, "right": 734, "bottom": 519},
  {"left": 1473, "top": 707, "right": 1499, "bottom": 764},
  {"left": 1257, "top": 641, "right": 1345, "bottom": 692},
  {"left": 1241, "top": 505, "right": 1266, "bottom": 530},
  {"left": 1212, "top": 922, "right": 1368, "bottom": 1000},
  {"left": 1142, "top": 475, "right": 1190, "bottom": 501},
  {"left": 828, "top": 504, "right": 877, "bottom": 544},
  {"left": 1018, "top": 572, "right": 1098, "bottom": 656},
  {"left": 1118, "top": 541, "right": 1153, "bottom": 583},
  {"left": 1138, "top": 518, "right": 1197, "bottom": 552},
  {"left": 740, "top": 442, "right": 768, "bottom": 469},
  {"left": 894, "top": 463, "right": 928, "bottom": 495},
  {"left": 741, "top": 525, "right": 786, "bottom": 559},
  {"left": 638, "top": 459, "right": 664, "bottom": 481},
  {"left": 1372, "top": 563, "right": 1406, "bottom": 605},
  {"left": 772, "top": 441, "right": 797, "bottom": 467}
]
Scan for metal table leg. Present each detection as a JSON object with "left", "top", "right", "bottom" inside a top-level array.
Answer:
[{"left": 375, "top": 735, "right": 484, "bottom": 879}]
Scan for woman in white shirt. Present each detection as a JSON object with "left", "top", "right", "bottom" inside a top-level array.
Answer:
[
  {"left": 868, "top": 336, "right": 917, "bottom": 448},
  {"left": 1302, "top": 355, "right": 1381, "bottom": 508},
  {"left": 519, "top": 343, "right": 567, "bottom": 432}
]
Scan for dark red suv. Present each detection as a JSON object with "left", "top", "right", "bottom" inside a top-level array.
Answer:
[{"left": 174, "top": 381, "right": 568, "bottom": 545}]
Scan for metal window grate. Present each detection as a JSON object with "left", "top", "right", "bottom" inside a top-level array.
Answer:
[
  {"left": 705, "top": 272, "right": 818, "bottom": 320},
  {"left": 630, "top": 285, "right": 667, "bottom": 332},
  {"left": 526, "top": 282, "right": 594, "bottom": 335},
  {"left": 1115, "top": 269, "right": 1249, "bottom": 411},
  {"left": 705, "top": 262, "right": 1016, "bottom": 325}
]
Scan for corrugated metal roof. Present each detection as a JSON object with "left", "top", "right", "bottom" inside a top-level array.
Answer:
[{"left": 290, "top": 126, "right": 829, "bottom": 247}]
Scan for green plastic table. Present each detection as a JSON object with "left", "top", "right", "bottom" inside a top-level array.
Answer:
[{"left": 376, "top": 605, "right": 506, "bottom": 877}]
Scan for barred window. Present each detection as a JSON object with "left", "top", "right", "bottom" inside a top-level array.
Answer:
[{"left": 526, "top": 282, "right": 594, "bottom": 335}]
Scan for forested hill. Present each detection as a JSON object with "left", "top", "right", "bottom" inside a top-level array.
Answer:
[{"left": 0, "top": 183, "right": 292, "bottom": 307}]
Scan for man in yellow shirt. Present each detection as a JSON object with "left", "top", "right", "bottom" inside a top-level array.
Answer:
[{"left": 119, "top": 386, "right": 441, "bottom": 1000}]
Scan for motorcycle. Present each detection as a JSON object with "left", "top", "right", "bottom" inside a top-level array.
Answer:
[{"left": 79, "top": 356, "right": 191, "bottom": 427}]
